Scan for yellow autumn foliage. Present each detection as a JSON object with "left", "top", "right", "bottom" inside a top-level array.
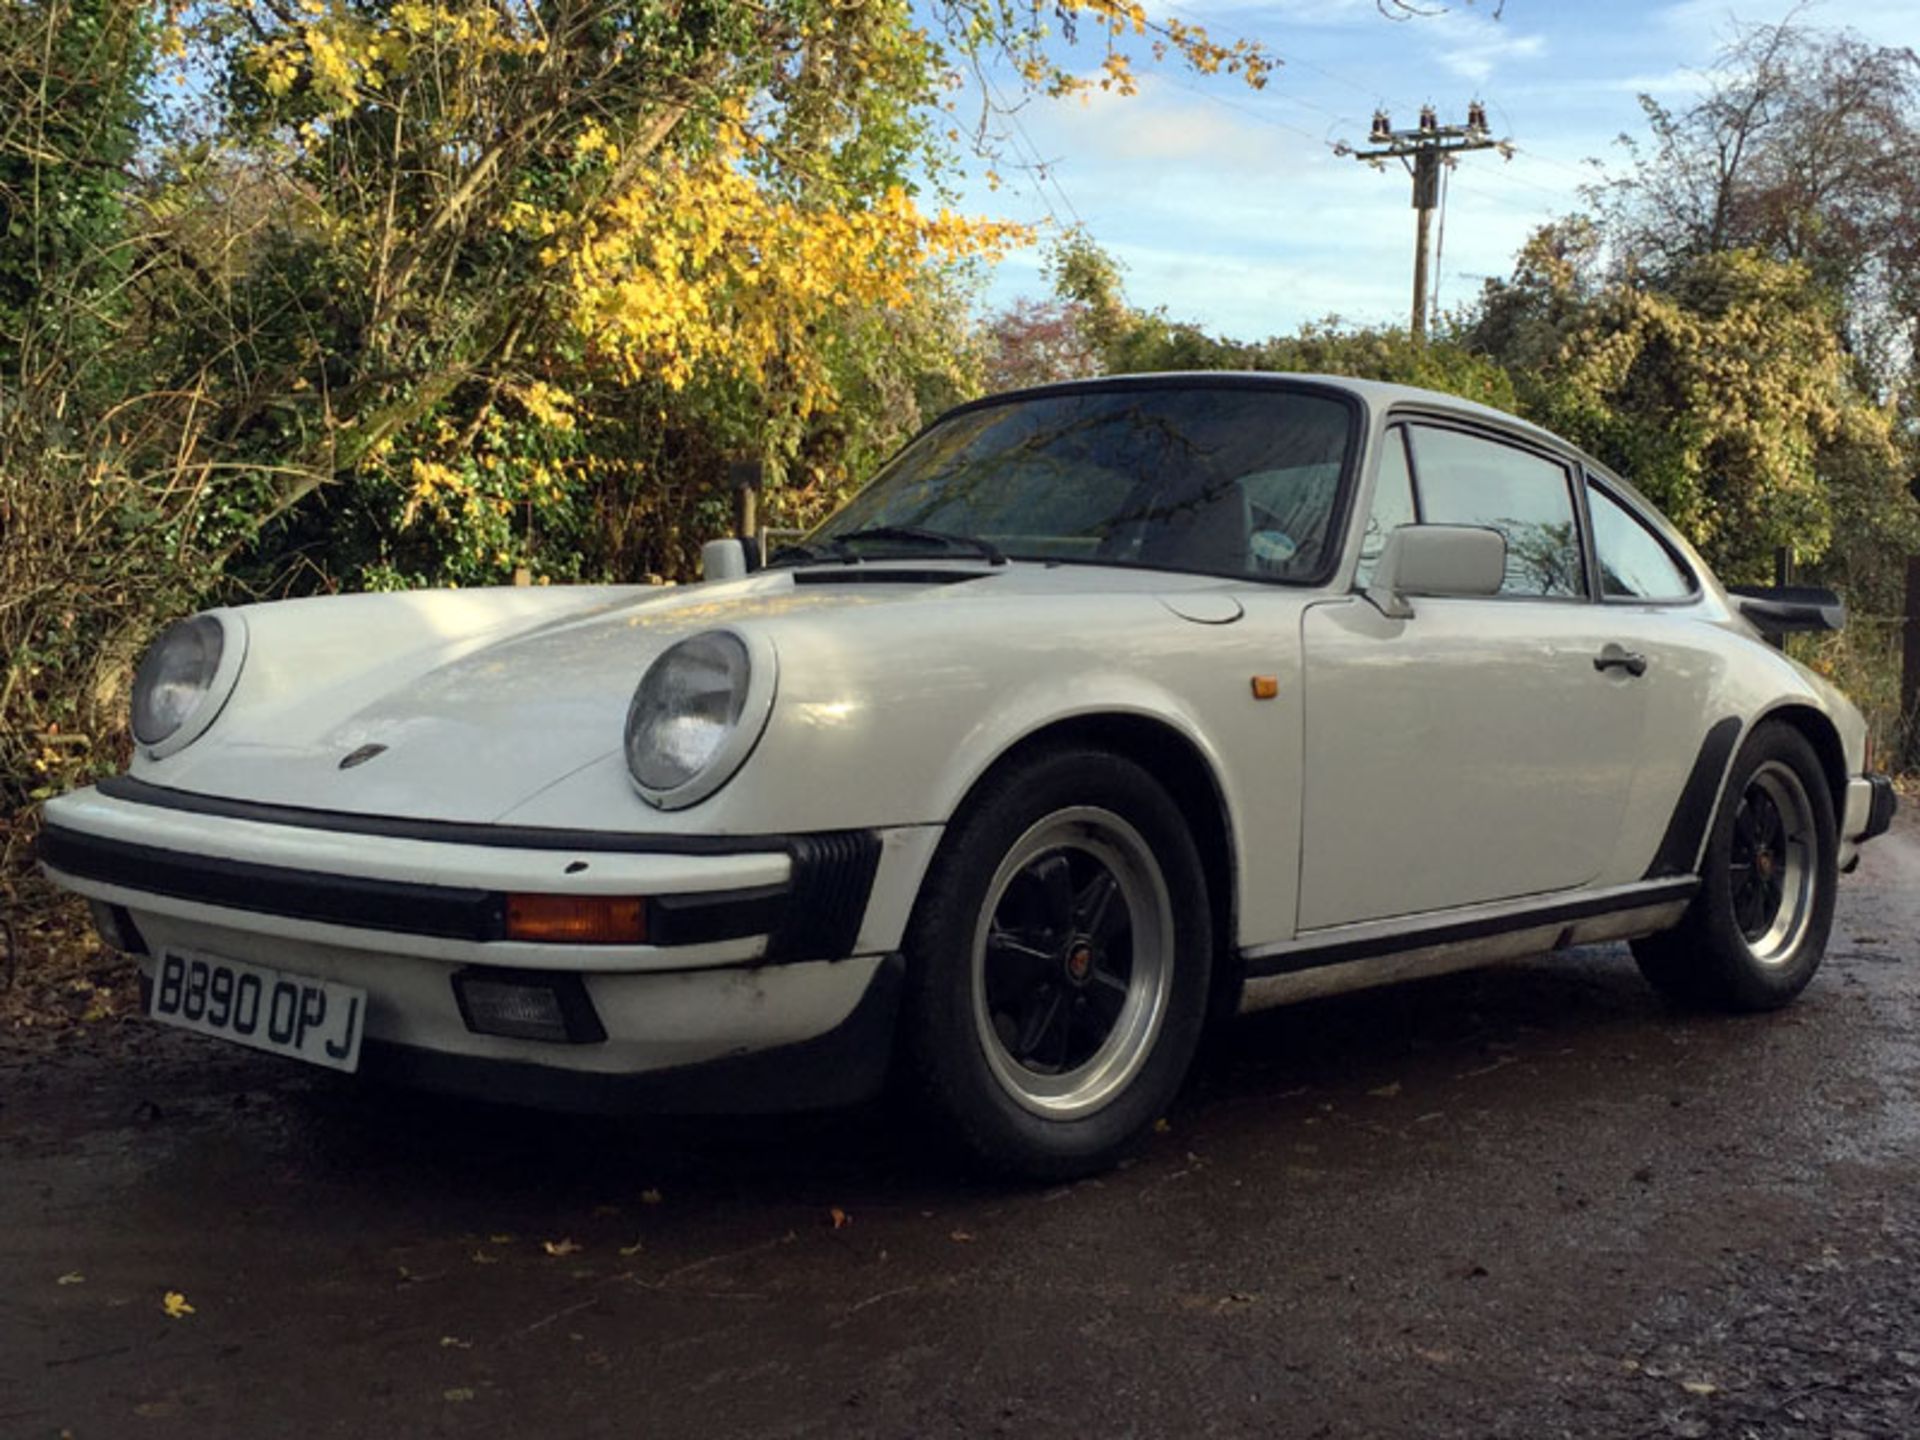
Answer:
[{"left": 534, "top": 134, "right": 1025, "bottom": 411}]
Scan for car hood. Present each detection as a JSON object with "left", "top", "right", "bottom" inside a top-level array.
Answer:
[{"left": 131, "top": 564, "right": 1246, "bottom": 825}]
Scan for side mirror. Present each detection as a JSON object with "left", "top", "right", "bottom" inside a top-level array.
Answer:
[
  {"left": 702, "top": 538, "right": 750, "bottom": 583},
  {"left": 1366, "top": 524, "right": 1506, "bottom": 619}
]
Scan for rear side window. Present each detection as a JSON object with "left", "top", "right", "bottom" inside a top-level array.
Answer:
[
  {"left": 1407, "top": 426, "right": 1584, "bottom": 598},
  {"left": 1588, "top": 483, "right": 1695, "bottom": 600}
]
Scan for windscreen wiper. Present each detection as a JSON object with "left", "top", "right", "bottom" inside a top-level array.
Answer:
[
  {"left": 766, "top": 536, "right": 858, "bottom": 567},
  {"left": 833, "top": 525, "right": 1008, "bottom": 566}
]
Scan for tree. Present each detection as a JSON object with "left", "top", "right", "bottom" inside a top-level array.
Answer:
[
  {"left": 126, "top": 0, "right": 1289, "bottom": 589},
  {"left": 0, "top": 0, "right": 202, "bottom": 834},
  {"left": 1498, "top": 250, "right": 1909, "bottom": 583},
  {"left": 1591, "top": 20, "right": 1920, "bottom": 387},
  {"left": 0, "top": 0, "right": 147, "bottom": 376}
]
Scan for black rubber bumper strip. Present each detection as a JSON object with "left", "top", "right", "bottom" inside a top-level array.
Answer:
[
  {"left": 1863, "top": 772, "right": 1898, "bottom": 842},
  {"left": 96, "top": 774, "right": 835, "bottom": 857},
  {"left": 39, "top": 822, "right": 506, "bottom": 942},
  {"left": 83, "top": 775, "right": 883, "bottom": 960},
  {"left": 39, "top": 810, "right": 879, "bottom": 959}
]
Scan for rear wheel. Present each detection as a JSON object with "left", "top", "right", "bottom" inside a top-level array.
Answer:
[
  {"left": 1633, "top": 722, "right": 1837, "bottom": 1011},
  {"left": 901, "top": 748, "right": 1213, "bottom": 1179}
]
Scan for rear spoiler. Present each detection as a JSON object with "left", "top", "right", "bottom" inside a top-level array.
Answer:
[{"left": 1724, "top": 584, "right": 1846, "bottom": 635}]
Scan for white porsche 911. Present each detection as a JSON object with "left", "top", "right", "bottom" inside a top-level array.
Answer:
[{"left": 39, "top": 374, "right": 1896, "bottom": 1176}]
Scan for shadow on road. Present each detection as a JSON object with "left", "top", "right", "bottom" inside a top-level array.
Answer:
[{"left": 268, "top": 945, "right": 1691, "bottom": 1207}]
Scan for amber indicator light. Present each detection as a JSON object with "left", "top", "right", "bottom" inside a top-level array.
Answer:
[
  {"left": 1250, "top": 675, "right": 1280, "bottom": 700},
  {"left": 505, "top": 894, "right": 646, "bottom": 944}
]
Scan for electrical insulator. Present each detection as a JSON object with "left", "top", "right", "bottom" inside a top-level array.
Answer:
[
  {"left": 1467, "top": 100, "right": 1488, "bottom": 132},
  {"left": 1370, "top": 109, "right": 1391, "bottom": 142},
  {"left": 1419, "top": 105, "right": 1437, "bottom": 133}
]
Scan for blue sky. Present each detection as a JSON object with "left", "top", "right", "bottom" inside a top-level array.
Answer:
[{"left": 947, "top": 0, "right": 1920, "bottom": 336}]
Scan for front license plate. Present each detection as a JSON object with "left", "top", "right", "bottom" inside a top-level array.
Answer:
[{"left": 149, "top": 950, "right": 365, "bottom": 1073}]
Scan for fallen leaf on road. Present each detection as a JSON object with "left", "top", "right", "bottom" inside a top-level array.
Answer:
[
  {"left": 640, "top": 1188, "right": 663, "bottom": 1205},
  {"left": 618, "top": 1240, "right": 644, "bottom": 1257},
  {"left": 949, "top": 1230, "right": 975, "bottom": 1243},
  {"left": 439, "top": 1337, "right": 472, "bottom": 1350},
  {"left": 1152, "top": 1118, "right": 1172, "bottom": 1134},
  {"left": 1368, "top": 1082, "right": 1402, "bottom": 1098},
  {"left": 488, "top": 1233, "right": 514, "bottom": 1245},
  {"left": 471, "top": 1251, "right": 499, "bottom": 1265},
  {"left": 829, "top": 1207, "right": 850, "bottom": 1230},
  {"left": 161, "top": 1291, "right": 195, "bottom": 1319},
  {"left": 56, "top": 1272, "right": 84, "bottom": 1286},
  {"left": 542, "top": 1239, "right": 582, "bottom": 1257},
  {"left": 1681, "top": 1380, "right": 1718, "bottom": 1397},
  {"left": 443, "top": 1388, "right": 475, "bottom": 1403}
]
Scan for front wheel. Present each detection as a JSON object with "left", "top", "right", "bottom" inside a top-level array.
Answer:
[
  {"left": 1633, "top": 721, "right": 1837, "bottom": 1011},
  {"left": 901, "top": 748, "right": 1213, "bottom": 1179}
]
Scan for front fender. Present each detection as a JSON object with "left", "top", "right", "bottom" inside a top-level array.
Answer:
[{"left": 502, "top": 588, "right": 1305, "bottom": 949}]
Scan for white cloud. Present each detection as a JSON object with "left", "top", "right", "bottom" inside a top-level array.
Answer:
[
  {"left": 950, "top": 0, "right": 1761, "bottom": 337},
  {"left": 1656, "top": 0, "right": 1920, "bottom": 53},
  {"left": 1424, "top": 10, "right": 1550, "bottom": 82}
]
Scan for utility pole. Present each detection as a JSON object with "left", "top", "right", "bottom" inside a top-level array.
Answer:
[{"left": 1341, "top": 102, "right": 1504, "bottom": 340}]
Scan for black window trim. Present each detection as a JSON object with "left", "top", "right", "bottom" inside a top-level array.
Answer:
[
  {"left": 1389, "top": 411, "right": 1594, "bottom": 605},
  {"left": 823, "top": 374, "right": 1369, "bottom": 591},
  {"left": 1352, "top": 424, "right": 1421, "bottom": 588},
  {"left": 1583, "top": 471, "right": 1703, "bottom": 607}
]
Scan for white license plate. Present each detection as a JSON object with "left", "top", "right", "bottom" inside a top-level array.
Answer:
[{"left": 149, "top": 950, "right": 365, "bottom": 1073}]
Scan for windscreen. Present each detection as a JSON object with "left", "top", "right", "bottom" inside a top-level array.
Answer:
[{"left": 809, "top": 385, "right": 1356, "bottom": 582}]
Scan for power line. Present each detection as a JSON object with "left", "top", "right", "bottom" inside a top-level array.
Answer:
[
  {"left": 978, "top": 72, "right": 1084, "bottom": 234},
  {"left": 994, "top": 82, "right": 1087, "bottom": 230}
]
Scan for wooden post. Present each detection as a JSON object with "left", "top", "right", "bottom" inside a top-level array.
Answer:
[
  {"left": 1767, "top": 546, "right": 1796, "bottom": 651},
  {"left": 736, "top": 484, "right": 757, "bottom": 549},
  {"left": 728, "top": 456, "right": 763, "bottom": 565},
  {"left": 1902, "top": 555, "right": 1920, "bottom": 767},
  {"left": 1410, "top": 149, "right": 1438, "bottom": 341}
]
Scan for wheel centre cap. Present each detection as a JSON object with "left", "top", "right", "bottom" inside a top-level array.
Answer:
[
  {"left": 1756, "top": 848, "right": 1776, "bottom": 879},
  {"left": 1065, "top": 941, "right": 1095, "bottom": 985}
]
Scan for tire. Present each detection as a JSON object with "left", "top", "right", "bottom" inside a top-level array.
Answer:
[
  {"left": 901, "top": 746, "right": 1214, "bottom": 1179},
  {"left": 1633, "top": 721, "right": 1837, "bottom": 1012}
]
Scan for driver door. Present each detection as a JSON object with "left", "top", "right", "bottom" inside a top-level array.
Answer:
[{"left": 1296, "top": 423, "right": 1648, "bottom": 931}]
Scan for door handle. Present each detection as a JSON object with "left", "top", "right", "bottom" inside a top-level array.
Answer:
[{"left": 1593, "top": 644, "right": 1648, "bottom": 677}]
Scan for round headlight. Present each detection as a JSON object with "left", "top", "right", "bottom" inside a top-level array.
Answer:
[
  {"left": 624, "top": 630, "right": 774, "bottom": 808},
  {"left": 131, "top": 612, "right": 246, "bottom": 757}
]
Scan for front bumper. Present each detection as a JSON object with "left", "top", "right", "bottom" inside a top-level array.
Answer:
[
  {"left": 359, "top": 954, "right": 904, "bottom": 1114},
  {"left": 38, "top": 779, "right": 941, "bottom": 1111}
]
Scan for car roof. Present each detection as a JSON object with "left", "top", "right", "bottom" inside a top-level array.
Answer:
[
  {"left": 962, "top": 368, "right": 1650, "bottom": 497},
  {"left": 971, "top": 370, "right": 1557, "bottom": 442}
]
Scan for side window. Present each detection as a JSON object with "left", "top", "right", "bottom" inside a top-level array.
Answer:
[
  {"left": 1408, "top": 426, "right": 1584, "bottom": 598},
  {"left": 1588, "top": 483, "right": 1695, "bottom": 600},
  {"left": 1354, "top": 428, "right": 1416, "bottom": 588}
]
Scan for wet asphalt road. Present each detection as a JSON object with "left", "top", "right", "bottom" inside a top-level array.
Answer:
[{"left": 7, "top": 815, "right": 1920, "bottom": 1440}]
